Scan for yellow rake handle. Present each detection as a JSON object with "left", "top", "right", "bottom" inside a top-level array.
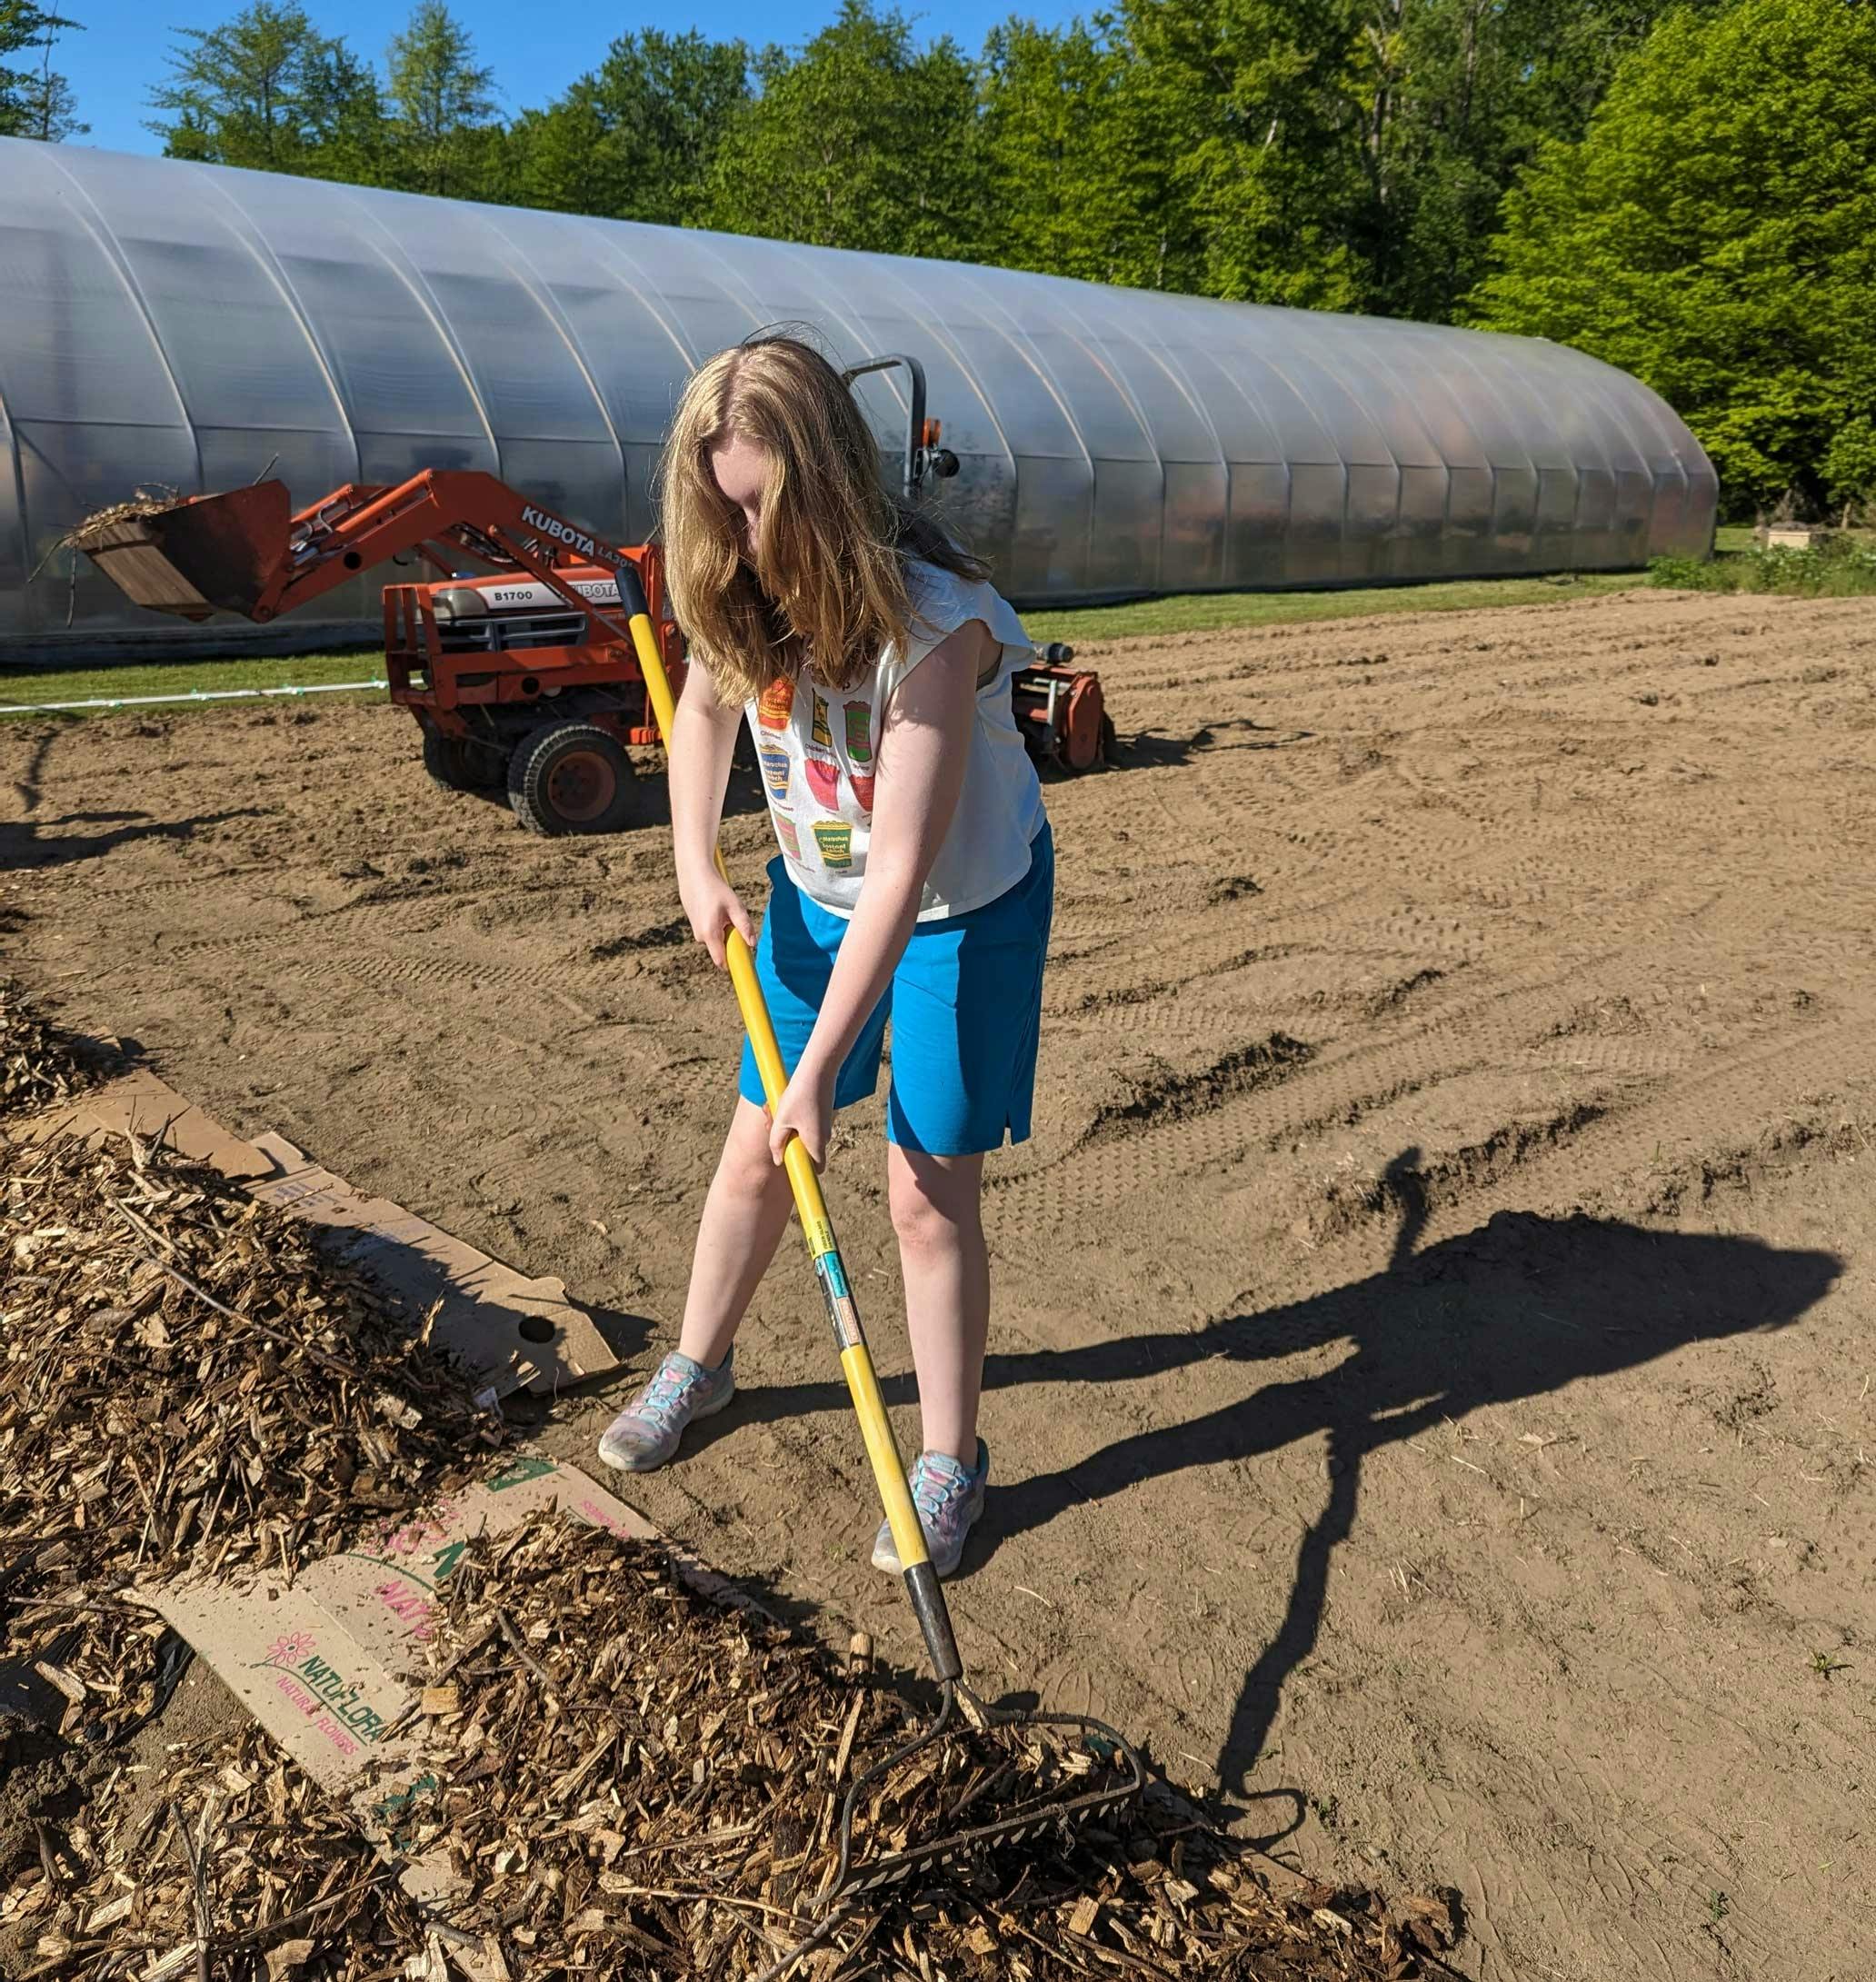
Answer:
[{"left": 614, "top": 563, "right": 962, "bottom": 1684}]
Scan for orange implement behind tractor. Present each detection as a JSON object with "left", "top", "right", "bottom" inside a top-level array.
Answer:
[{"left": 76, "top": 432, "right": 1110, "bottom": 834}]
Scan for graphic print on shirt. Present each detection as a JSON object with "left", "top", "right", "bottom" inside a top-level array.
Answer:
[
  {"left": 843, "top": 700, "right": 876, "bottom": 814},
  {"left": 757, "top": 677, "right": 795, "bottom": 731},
  {"left": 812, "top": 821, "right": 853, "bottom": 869},
  {"left": 773, "top": 811, "right": 802, "bottom": 862},
  {"left": 803, "top": 688, "right": 842, "bottom": 812},
  {"left": 757, "top": 741, "right": 791, "bottom": 802}
]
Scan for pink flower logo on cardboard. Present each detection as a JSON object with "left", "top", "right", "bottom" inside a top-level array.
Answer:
[{"left": 257, "top": 1630, "right": 316, "bottom": 1670}]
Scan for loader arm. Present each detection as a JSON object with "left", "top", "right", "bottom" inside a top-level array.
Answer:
[{"left": 73, "top": 470, "right": 648, "bottom": 646}]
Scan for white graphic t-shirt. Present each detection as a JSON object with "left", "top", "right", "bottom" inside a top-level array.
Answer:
[{"left": 744, "top": 560, "right": 1046, "bottom": 922}]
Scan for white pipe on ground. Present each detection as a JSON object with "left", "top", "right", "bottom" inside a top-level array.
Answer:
[{"left": 0, "top": 680, "right": 388, "bottom": 715}]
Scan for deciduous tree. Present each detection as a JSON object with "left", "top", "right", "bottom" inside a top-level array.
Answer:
[
  {"left": 1471, "top": 0, "right": 1876, "bottom": 513},
  {"left": 507, "top": 30, "right": 749, "bottom": 226},
  {"left": 0, "top": 0, "right": 78, "bottom": 139},
  {"left": 701, "top": 2, "right": 985, "bottom": 262},
  {"left": 148, "top": 1, "right": 379, "bottom": 174},
  {"left": 1120, "top": 0, "right": 1372, "bottom": 311},
  {"left": 384, "top": 0, "right": 497, "bottom": 197},
  {"left": 978, "top": 18, "right": 1180, "bottom": 289}
]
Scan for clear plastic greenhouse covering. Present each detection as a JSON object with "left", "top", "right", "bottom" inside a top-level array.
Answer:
[{"left": 0, "top": 138, "right": 1717, "bottom": 661}]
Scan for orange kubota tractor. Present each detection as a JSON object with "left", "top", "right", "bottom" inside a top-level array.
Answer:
[{"left": 75, "top": 356, "right": 1111, "bottom": 836}]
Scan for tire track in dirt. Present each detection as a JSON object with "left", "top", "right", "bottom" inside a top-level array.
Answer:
[
  {"left": 1003, "top": 936, "right": 1701, "bottom": 1209},
  {"left": 8, "top": 589, "right": 1876, "bottom": 1982},
  {"left": 1225, "top": 1019, "right": 1871, "bottom": 1270}
]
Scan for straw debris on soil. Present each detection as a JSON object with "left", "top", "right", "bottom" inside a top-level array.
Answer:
[
  {"left": 0, "top": 981, "right": 96, "bottom": 1120},
  {"left": 1, "top": 1127, "right": 487, "bottom": 1753}
]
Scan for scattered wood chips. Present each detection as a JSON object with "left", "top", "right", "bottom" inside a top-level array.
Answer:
[
  {"left": 1, "top": 979, "right": 96, "bottom": 1120},
  {"left": 10, "top": 1719, "right": 426, "bottom": 1981}
]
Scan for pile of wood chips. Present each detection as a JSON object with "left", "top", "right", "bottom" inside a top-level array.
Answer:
[
  {"left": 1, "top": 1128, "right": 487, "bottom": 1751},
  {"left": 22, "top": 1509, "right": 1454, "bottom": 1982},
  {"left": 0, "top": 978, "right": 96, "bottom": 1120},
  {"left": 18, "top": 1719, "right": 428, "bottom": 1981},
  {"left": 380, "top": 1513, "right": 1452, "bottom": 1982}
]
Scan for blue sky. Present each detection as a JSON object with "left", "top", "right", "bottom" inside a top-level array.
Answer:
[{"left": 51, "top": 0, "right": 1072, "bottom": 157}]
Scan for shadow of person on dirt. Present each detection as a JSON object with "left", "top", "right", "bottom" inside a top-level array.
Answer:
[
  {"left": 723, "top": 1148, "right": 1840, "bottom": 1800},
  {"left": 977, "top": 1150, "right": 1841, "bottom": 1796},
  {"left": 2, "top": 721, "right": 67, "bottom": 819}
]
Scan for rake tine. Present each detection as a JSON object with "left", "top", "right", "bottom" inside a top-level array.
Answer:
[{"left": 814, "top": 1680, "right": 1147, "bottom": 1917}]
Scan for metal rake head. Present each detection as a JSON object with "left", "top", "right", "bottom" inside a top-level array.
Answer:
[{"left": 818, "top": 1678, "right": 1146, "bottom": 1913}]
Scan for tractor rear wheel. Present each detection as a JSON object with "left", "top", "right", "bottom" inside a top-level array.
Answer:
[
  {"left": 423, "top": 728, "right": 501, "bottom": 791},
  {"left": 507, "top": 721, "right": 638, "bottom": 836}
]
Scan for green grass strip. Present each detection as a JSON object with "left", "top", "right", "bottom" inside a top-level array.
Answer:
[
  {"left": 1, "top": 563, "right": 1683, "bottom": 715},
  {"left": 1021, "top": 569, "right": 1642, "bottom": 645},
  {"left": 0, "top": 650, "right": 387, "bottom": 716}
]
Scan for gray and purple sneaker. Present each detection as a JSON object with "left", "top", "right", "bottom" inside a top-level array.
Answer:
[
  {"left": 871, "top": 1440, "right": 989, "bottom": 1579},
  {"left": 596, "top": 1350, "right": 734, "bottom": 1473}
]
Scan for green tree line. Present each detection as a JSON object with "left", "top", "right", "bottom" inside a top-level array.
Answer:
[
  {"left": 0, "top": 0, "right": 86, "bottom": 138},
  {"left": 7, "top": 0, "right": 1874, "bottom": 515}
]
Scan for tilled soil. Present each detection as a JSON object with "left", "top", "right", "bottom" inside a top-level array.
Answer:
[{"left": 5, "top": 586, "right": 1874, "bottom": 1980}]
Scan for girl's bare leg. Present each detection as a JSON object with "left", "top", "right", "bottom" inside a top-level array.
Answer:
[
  {"left": 886, "top": 1145, "right": 989, "bottom": 1464},
  {"left": 676, "top": 1098, "right": 796, "bottom": 1368}
]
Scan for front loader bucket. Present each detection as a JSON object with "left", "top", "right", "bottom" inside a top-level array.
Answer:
[{"left": 69, "top": 480, "right": 293, "bottom": 622}]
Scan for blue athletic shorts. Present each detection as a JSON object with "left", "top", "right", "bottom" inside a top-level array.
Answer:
[{"left": 737, "top": 822, "right": 1054, "bottom": 1157}]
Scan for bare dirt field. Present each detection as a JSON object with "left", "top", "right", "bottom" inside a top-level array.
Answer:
[{"left": 5, "top": 586, "right": 1874, "bottom": 1981}]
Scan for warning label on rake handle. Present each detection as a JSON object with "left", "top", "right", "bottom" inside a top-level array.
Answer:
[{"left": 813, "top": 1250, "right": 864, "bottom": 1351}]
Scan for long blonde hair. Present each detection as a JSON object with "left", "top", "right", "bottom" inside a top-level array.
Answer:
[{"left": 659, "top": 333, "right": 987, "bottom": 702}]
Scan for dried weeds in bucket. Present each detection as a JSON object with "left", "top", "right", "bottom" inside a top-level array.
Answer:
[
  {"left": 28, "top": 490, "right": 188, "bottom": 587},
  {"left": 60, "top": 491, "right": 185, "bottom": 551}
]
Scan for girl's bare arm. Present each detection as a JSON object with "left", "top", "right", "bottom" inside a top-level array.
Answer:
[{"left": 669, "top": 664, "right": 755, "bottom": 965}]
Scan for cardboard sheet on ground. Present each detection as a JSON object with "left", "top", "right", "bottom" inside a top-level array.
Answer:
[
  {"left": 146, "top": 1454, "right": 655, "bottom": 1793},
  {"left": 22, "top": 1065, "right": 622, "bottom": 1397},
  {"left": 145, "top": 1455, "right": 660, "bottom": 1966}
]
